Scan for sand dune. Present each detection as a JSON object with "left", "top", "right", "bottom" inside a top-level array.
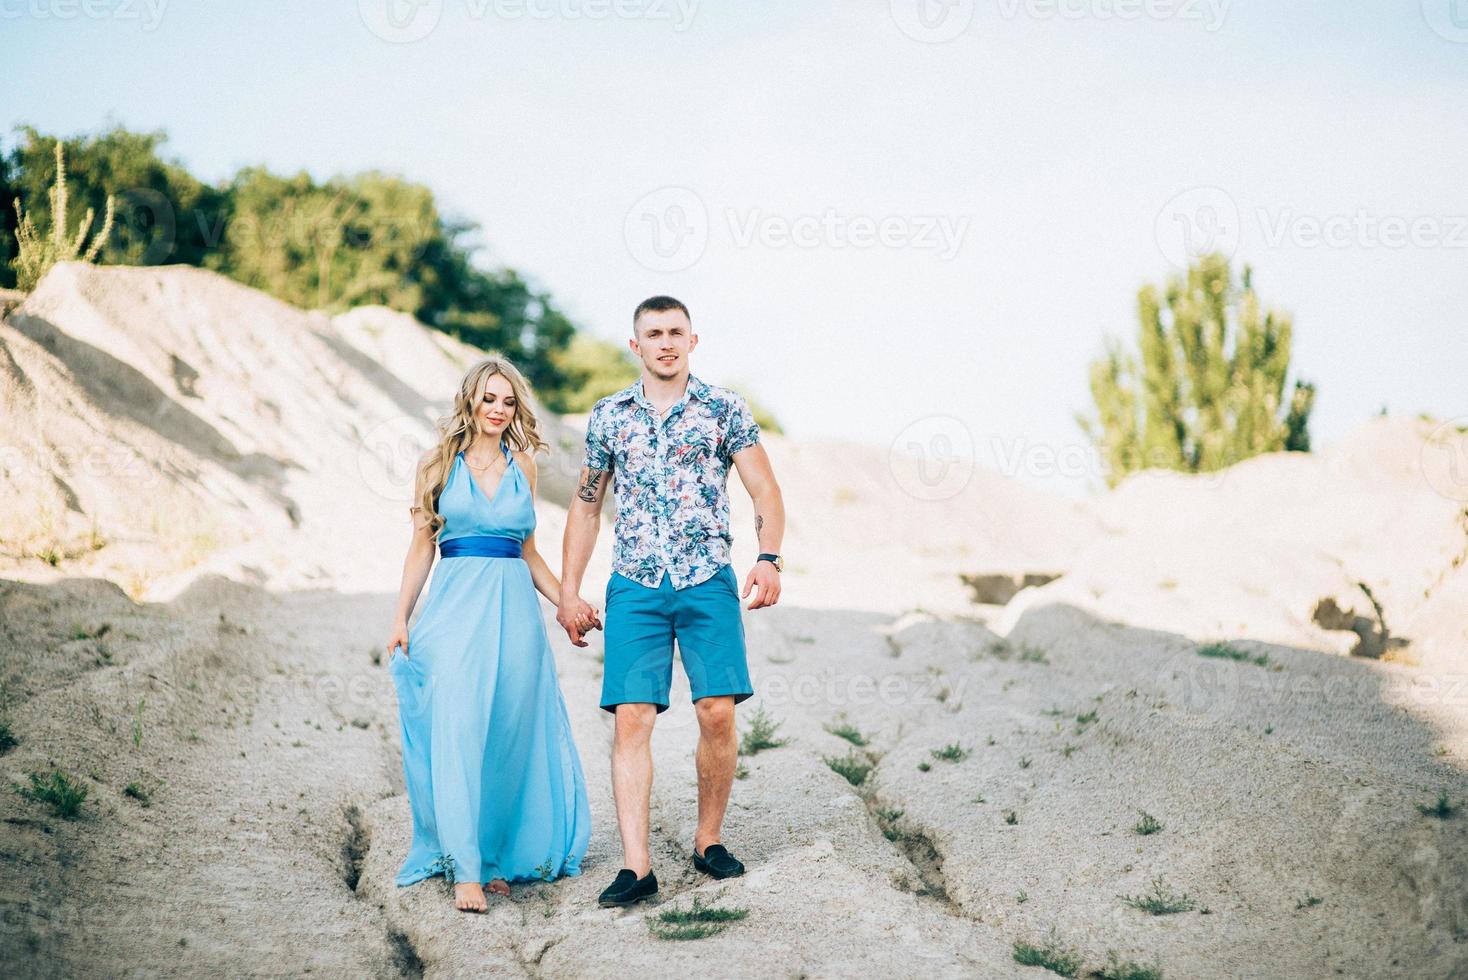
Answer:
[
  {"left": 1, "top": 263, "right": 1465, "bottom": 978},
  {"left": 998, "top": 418, "right": 1468, "bottom": 673}
]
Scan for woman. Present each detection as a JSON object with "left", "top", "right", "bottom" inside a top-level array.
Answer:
[{"left": 385, "top": 357, "right": 595, "bottom": 912}]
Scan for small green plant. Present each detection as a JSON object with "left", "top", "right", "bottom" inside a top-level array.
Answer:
[
  {"left": 1019, "top": 756, "right": 1032, "bottom": 769},
  {"left": 1416, "top": 789, "right": 1461, "bottom": 819},
  {"left": 124, "top": 782, "right": 151, "bottom": 807},
  {"left": 1075, "top": 709, "right": 1098, "bottom": 727},
  {"left": 1059, "top": 744, "right": 1079, "bottom": 759},
  {"left": 1134, "top": 811, "right": 1163, "bottom": 836},
  {"left": 971, "top": 794, "right": 986, "bottom": 804},
  {"left": 1019, "top": 643, "right": 1049, "bottom": 664},
  {"left": 930, "top": 742, "right": 969, "bottom": 763},
  {"left": 648, "top": 895, "right": 749, "bottom": 940},
  {"left": 738, "top": 706, "right": 788, "bottom": 756},
  {"left": 11, "top": 140, "right": 116, "bottom": 291},
  {"left": 1295, "top": 894, "right": 1322, "bottom": 910},
  {"left": 916, "top": 761, "right": 932, "bottom": 772},
  {"left": 1004, "top": 810, "right": 1019, "bottom": 825},
  {"left": 1197, "top": 642, "right": 1270, "bottom": 667},
  {"left": 16, "top": 769, "right": 88, "bottom": 819},
  {"left": 0, "top": 721, "right": 16, "bottom": 755},
  {"left": 1120, "top": 875, "right": 1196, "bottom": 915},
  {"left": 734, "top": 760, "right": 749, "bottom": 780},
  {"left": 428, "top": 854, "right": 457, "bottom": 895},
  {"left": 1012, "top": 931, "right": 1082, "bottom": 976},
  {"left": 1093, "top": 952, "right": 1164, "bottom": 980},
  {"left": 824, "top": 750, "right": 872, "bottom": 786},
  {"left": 825, "top": 722, "right": 869, "bottom": 747},
  {"left": 132, "top": 696, "right": 146, "bottom": 749},
  {"left": 1015, "top": 889, "right": 1028, "bottom": 904},
  {"left": 876, "top": 807, "right": 905, "bottom": 842}
]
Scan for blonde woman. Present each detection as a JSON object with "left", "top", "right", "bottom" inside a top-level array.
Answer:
[{"left": 385, "top": 357, "right": 594, "bottom": 912}]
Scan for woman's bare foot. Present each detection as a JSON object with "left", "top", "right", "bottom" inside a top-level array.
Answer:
[
  {"left": 454, "top": 882, "right": 488, "bottom": 912},
  {"left": 485, "top": 878, "right": 510, "bottom": 897}
]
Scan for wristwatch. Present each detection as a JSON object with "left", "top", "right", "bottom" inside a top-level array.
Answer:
[{"left": 756, "top": 553, "right": 784, "bottom": 573}]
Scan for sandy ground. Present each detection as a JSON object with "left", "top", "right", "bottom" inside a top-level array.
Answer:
[{"left": 2, "top": 264, "right": 1466, "bottom": 978}]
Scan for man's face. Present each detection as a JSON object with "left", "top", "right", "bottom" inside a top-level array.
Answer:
[{"left": 631, "top": 308, "right": 697, "bottom": 381}]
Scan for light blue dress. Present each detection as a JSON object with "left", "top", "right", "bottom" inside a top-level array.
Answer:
[{"left": 389, "top": 440, "right": 590, "bottom": 887}]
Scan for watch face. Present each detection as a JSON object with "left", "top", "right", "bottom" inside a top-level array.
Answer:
[{"left": 772, "top": 555, "right": 784, "bottom": 572}]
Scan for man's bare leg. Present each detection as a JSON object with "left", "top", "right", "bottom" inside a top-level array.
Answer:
[
  {"left": 693, "top": 696, "right": 737, "bottom": 852},
  {"left": 611, "top": 702, "right": 657, "bottom": 875}
]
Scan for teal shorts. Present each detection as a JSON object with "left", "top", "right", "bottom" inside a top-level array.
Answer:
[{"left": 601, "top": 565, "right": 753, "bottom": 713}]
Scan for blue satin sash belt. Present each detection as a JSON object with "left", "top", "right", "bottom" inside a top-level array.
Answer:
[{"left": 438, "top": 535, "right": 523, "bottom": 559}]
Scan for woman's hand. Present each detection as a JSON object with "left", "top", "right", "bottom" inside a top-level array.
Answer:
[{"left": 386, "top": 620, "right": 410, "bottom": 660}]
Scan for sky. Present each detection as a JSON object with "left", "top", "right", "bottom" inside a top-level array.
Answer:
[{"left": 5, "top": 0, "right": 1466, "bottom": 495}]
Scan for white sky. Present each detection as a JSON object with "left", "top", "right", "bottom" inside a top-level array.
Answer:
[{"left": 8, "top": 0, "right": 1466, "bottom": 494}]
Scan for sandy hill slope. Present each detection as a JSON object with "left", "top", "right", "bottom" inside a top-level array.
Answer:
[
  {"left": 997, "top": 417, "right": 1468, "bottom": 673},
  {"left": 0, "top": 263, "right": 581, "bottom": 597},
  {"left": 1, "top": 263, "right": 1465, "bottom": 979}
]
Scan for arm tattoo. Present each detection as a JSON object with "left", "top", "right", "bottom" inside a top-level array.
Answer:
[
  {"left": 577, "top": 469, "right": 607, "bottom": 503},
  {"left": 755, "top": 514, "right": 764, "bottom": 537}
]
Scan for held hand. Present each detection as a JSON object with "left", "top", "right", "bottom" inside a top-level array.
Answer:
[
  {"left": 386, "top": 621, "right": 410, "bottom": 661},
  {"left": 741, "top": 561, "right": 782, "bottom": 610},
  {"left": 557, "top": 596, "right": 603, "bottom": 648}
]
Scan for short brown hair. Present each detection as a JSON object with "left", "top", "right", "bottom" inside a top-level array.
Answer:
[{"left": 632, "top": 295, "right": 691, "bottom": 328}]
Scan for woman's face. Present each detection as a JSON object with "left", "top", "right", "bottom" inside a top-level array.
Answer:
[{"left": 474, "top": 372, "right": 517, "bottom": 436}]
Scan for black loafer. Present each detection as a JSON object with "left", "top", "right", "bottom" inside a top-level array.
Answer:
[
  {"left": 693, "top": 843, "right": 745, "bottom": 879},
  {"left": 598, "top": 868, "right": 658, "bottom": 907}
]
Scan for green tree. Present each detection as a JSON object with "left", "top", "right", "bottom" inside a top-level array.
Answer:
[
  {"left": 1080, "top": 253, "right": 1314, "bottom": 487},
  {"left": 6, "top": 126, "right": 225, "bottom": 281},
  {"left": 2, "top": 125, "right": 584, "bottom": 395},
  {"left": 11, "top": 141, "right": 115, "bottom": 290},
  {"left": 544, "top": 332, "right": 641, "bottom": 412}
]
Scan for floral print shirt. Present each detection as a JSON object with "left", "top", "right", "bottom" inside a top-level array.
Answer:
[{"left": 583, "top": 374, "right": 761, "bottom": 590}]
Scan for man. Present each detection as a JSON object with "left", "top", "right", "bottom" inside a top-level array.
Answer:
[{"left": 558, "top": 295, "right": 786, "bottom": 908}]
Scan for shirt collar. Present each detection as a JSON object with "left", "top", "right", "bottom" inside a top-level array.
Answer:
[{"left": 615, "top": 374, "right": 710, "bottom": 408}]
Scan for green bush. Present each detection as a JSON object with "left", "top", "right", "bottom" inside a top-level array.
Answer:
[{"left": 1080, "top": 254, "right": 1314, "bottom": 487}]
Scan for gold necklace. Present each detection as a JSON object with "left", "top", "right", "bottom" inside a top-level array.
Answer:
[{"left": 463, "top": 451, "right": 504, "bottom": 471}]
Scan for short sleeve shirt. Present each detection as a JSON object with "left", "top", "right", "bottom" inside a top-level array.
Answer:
[{"left": 583, "top": 374, "right": 761, "bottom": 589}]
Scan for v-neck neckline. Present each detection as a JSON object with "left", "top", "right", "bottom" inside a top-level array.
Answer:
[{"left": 458, "top": 449, "right": 515, "bottom": 509}]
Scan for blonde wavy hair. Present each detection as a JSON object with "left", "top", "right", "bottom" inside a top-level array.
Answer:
[{"left": 414, "top": 356, "right": 548, "bottom": 539}]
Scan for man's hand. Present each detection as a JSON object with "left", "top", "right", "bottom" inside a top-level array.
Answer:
[
  {"left": 741, "top": 561, "right": 781, "bottom": 610},
  {"left": 557, "top": 595, "right": 603, "bottom": 647}
]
